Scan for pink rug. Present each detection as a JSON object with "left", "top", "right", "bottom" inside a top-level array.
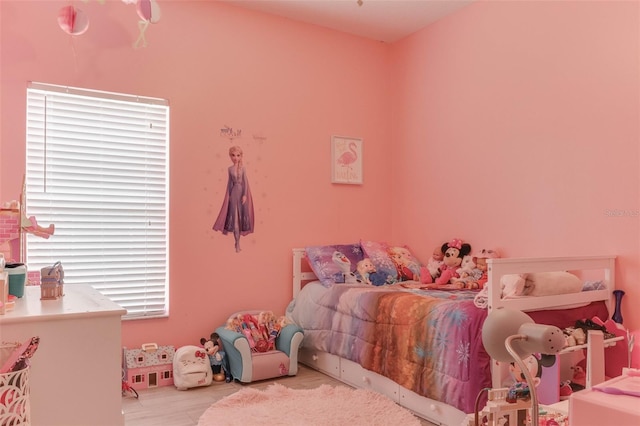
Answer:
[{"left": 197, "top": 383, "right": 421, "bottom": 426}]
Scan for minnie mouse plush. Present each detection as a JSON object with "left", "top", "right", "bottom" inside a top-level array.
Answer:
[
  {"left": 421, "top": 239, "right": 471, "bottom": 288},
  {"left": 436, "top": 239, "right": 471, "bottom": 285}
]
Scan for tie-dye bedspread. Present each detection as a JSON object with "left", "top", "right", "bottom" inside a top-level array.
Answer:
[{"left": 286, "top": 282, "right": 492, "bottom": 414}]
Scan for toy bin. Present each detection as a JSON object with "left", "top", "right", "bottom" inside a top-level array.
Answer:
[{"left": 0, "top": 343, "right": 31, "bottom": 425}]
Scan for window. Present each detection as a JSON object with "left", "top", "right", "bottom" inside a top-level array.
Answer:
[{"left": 25, "top": 82, "right": 169, "bottom": 319}]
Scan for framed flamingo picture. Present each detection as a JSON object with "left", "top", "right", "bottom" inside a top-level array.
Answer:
[{"left": 331, "top": 135, "right": 363, "bottom": 184}]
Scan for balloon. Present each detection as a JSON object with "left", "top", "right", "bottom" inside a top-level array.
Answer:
[
  {"left": 136, "top": 0, "right": 161, "bottom": 24},
  {"left": 58, "top": 6, "right": 90, "bottom": 36}
]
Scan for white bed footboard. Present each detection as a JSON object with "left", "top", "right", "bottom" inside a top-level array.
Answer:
[{"left": 486, "top": 255, "right": 615, "bottom": 314}]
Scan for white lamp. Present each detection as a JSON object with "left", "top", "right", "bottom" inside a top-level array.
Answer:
[{"left": 482, "top": 308, "right": 565, "bottom": 425}]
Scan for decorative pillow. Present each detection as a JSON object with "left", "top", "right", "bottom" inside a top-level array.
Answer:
[
  {"left": 360, "top": 240, "right": 423, "bottom": 285},
  {"left": 501, "top": 274, "right": 526, "bottom": 298},
  {"left": 305, "top": 244, "right": 364, "bottom": 286}
]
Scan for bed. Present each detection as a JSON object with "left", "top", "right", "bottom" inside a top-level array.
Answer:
[{"left": 286, "top": 247, "right": 616, "bottom": 426}]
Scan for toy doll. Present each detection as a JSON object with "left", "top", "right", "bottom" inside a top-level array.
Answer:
[
  {"left": 419, "top": 246, "right": 444, "bottom": 284},
  {"left": 258, "top": 311, "right": 280, "bottom": 351},
  {"left": 467, "top": 249, "right": 500, "bottom": 289},
  {"left": 226, "top": 316, "right": 242, "bottom": 333},
  {"left": 471, "top": 257, "right": 489, "bottom": 289},
  {"left": 356, "top": 258, "right": 376, "bottom": 285},
  {"left": 200, "top": 332, "right": 230, "bottom": 382}
]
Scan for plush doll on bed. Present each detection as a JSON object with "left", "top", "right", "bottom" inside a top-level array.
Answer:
[
  {"left": 471, "top": 257, "right": 489, "bottom": 289},
  {"left": 419, "top": 246, "right": 444, "bottom": 283},
  {"left": 451, "top": 255, "right": 483, "bottom": 289},
  {"left": 421, "top": 239, "right": 471, "bottom": 289},
  {"left": 356, "top": 258, "right": 376, "bottom": 285}
]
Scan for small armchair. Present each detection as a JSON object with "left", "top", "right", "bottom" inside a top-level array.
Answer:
[{"left": 215, "top": 310, "right": 304, "bottom": 383}]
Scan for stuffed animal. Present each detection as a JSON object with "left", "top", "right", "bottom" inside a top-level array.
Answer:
[
  {"left": 356, "top": 258, "right": 376, "bottom": 285},
  {"left": 332, "top": 251, "right": 358, "bottom": 283},
  {"left": 199, "top": 332, "right": 230, "bottom": 382},
  {"left": 451, "top": 255, "right": 483, "bottom": 289},
  {"left": 456, "top": 255, "right": 475, "bottom": 278},
  {"left": 571, "top": 363, "right": 586, "bottom": 388},
  {"left": 509, "top": 353, "right": 557, "bottom": 389},
  {"left": 432, "top": 239, "right": 472, "bottom": 286}
]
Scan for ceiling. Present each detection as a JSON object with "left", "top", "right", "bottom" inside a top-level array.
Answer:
[{"left": 220, "top": 0, "right": 475, "bottom": 43}]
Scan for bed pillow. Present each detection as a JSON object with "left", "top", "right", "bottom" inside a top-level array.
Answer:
[
  {"left": 500, "top": 272, "right": 583, "bottom": 297},
  {"left": 360, "top": 240, "right": 398, "bottom": 285},
  {"left": 522, "top": 271, "right": 583, "bottom": 296},
  {"left": 360, "top": 240, "right": 423, "bottom": 285},
  {"left": 305, "top": 244, "right": 364, "bottom": 286},
  {"left": 501, "top": 274, "right": 526, "bottom": 298}
]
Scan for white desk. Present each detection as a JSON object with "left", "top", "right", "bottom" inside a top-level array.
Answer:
[{"left": 0, "top": 285, "right": 126, "bottom": 426}]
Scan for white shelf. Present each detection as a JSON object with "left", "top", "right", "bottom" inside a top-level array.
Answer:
[{"left": 558, "top": 335, "right": 623, "bottom": 355}]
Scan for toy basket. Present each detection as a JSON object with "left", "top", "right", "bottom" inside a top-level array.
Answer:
[{"left": 0, "top": 343, "right": 31, "bottom": 425}]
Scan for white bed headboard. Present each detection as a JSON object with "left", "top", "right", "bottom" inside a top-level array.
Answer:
[{"left": 292, "top": 248, "right": 317, "bottom": 298}]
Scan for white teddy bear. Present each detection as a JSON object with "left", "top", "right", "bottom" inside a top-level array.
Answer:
[{"left": 456, "top": 255, "right": 475, "bottom": 277}]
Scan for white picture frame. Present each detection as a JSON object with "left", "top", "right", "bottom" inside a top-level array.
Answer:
[{"left": 331, "top": 135, "right": 363, "bottom": 185}]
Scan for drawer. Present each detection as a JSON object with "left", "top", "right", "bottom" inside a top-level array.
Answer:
[
  {"left": 399, "top": 386, "right": 465, "bottom": 426},
  {"left": 340, "top": 358, "right": 399, "bottom": 402},
  {"left": 298, "top": 348, "right": 340, "bottom": 378}
]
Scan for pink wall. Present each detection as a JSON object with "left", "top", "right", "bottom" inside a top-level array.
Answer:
[
  {"left": 1, "top": 0, "right": 639, "bottom": 347},
  {"left": 390, "top": 1, "right": 640, "bottom": 329},
  {"left": 0, "top": 1, "right": 393, "bottom": 348}
]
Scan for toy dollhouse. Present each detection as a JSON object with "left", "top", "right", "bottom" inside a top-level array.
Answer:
[
  {"left": 466, "top": 387, "right": 531, "bottom": 426},
  {"left": 123, "top": 343, "right": 175, "bottom": 391},
  {"left": 0, "top": 206, "right": 21, "bottom": 264}
]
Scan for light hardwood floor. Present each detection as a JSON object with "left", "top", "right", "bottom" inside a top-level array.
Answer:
[{"left": 123, "top": 364, "right": 437, "bottom": 426}]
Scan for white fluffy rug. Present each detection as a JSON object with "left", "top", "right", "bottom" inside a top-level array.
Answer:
[{"left": 198, "top": 383, "right": 422, "bottom": 426}]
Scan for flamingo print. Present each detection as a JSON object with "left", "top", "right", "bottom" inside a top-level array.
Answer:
[{"left": 337, "top": 142, "right": 358, "bottom": 167}]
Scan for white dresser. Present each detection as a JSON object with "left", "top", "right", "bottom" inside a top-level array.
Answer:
[{"left": 0, "top": 285, "right": 126, "bottom": 426}]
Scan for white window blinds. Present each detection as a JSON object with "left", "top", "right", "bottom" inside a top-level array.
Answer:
[{"left": 25, "top": 82, "right": 170, "bottom": 319}]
